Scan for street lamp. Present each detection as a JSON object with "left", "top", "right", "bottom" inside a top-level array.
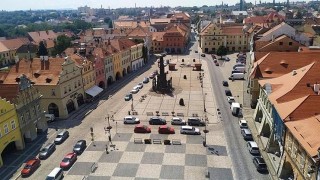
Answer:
[
  {"left": 200, "top": 73, "right": 209, "bottom": 147},
  {"left": 131, "top": 97, "right": 134, "bottom": 112}
]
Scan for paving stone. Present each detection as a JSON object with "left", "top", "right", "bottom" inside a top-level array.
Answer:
[
  {"left": 141, "top": 152, "right": 164, "bottom": 164},
  {"left": 112, "top": 163, "right": 139, "bottom": 177},
  {"left": 185, "top": 154, "right": 207, "bottom": 167},
  {"left": 160, "top": 165, "right": 184, "bottom": 179}
]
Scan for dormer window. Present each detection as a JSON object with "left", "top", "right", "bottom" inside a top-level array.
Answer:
[{"left": 46, "top": 77, "right": 52, "bottom": 83}]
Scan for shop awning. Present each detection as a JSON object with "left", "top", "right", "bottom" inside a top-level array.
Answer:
[{"left": 85, "top": 85, "right": 103, "bottom": 97}]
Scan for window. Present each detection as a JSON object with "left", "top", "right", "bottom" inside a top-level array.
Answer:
[
  {"left": 64, "top": 87, "right": 67, "bottom": 94},
  {"left": 78, "top": 80, "right": 81, "bottom": 86},
  {"left": 300, "top": 151, "right": 306, "bottom": 169},
  {"left": 279, "top": 42, "right": 283, "bottom": 45},
  {"left": 51, "top": 89, "right": 56, "bottom": 96},
  {"left": 289, "top": 42, "right": 293, "bottom": 46},
  {"left": 68, "top": 85, "right": 71, "bottom": 92},
  {"left": 11, "top": 120, "right": 16, "bottom": 130},
  {"left": 4, "top": 124, "right": 9, "bottom": 134}
]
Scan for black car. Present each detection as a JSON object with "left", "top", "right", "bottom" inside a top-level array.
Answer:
[
  {"left": 253, "top": 157, "right": 268, "bottom": 172},
  {"left": 149, "top": 117, "right": 166, "bottom": 125},
  {"left": 39, "top": 143, "right": 56, "bottom": 159},
  {"left": 201, "top": 54, "right": 205, "bottom": 57},
  {"left": 222, "top": 81, "right": 229, "bottom": 87},
  {"left": 225, "top": 89, "right": 232, "bottom": 96},
  {"left": 73, "top": 140, "right": 87, "bottom": 155},
  {"left": 187, "top": 117, "right": 205, "bottom": 126}
]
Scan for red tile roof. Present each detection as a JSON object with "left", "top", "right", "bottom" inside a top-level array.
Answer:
[
  {"left": 0, "top": 38, "right": 30, "bottom": 50},
  {"left": 28, "top": 30, "right": 57, "bottom": 43},
  {"left": 2, "top": 58, "right": 65, "bottom": 85},
  {"left": 286, "top": 115, "right": 320, "bottom": 158}
]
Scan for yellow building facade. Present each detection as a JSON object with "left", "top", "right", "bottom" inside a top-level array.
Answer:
[
  {"left": 0, "top": 98, "right": 24, "bottom": 167},
  {"left": 199, "top": 23, "right": 249, "bottom": 53}
]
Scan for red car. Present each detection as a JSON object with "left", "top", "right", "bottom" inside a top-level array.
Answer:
[
  {"left": 60, "top": 152, "right": 77, "bottom": 169},
  {"left": 21, "top": 158, "right": 41, "bottom": 177},
  {"left": 158, "top": 125, "right": 175, "bottom": 134},
  {"left": 134, "top": 125, "right": 151, "bottom": 133}
]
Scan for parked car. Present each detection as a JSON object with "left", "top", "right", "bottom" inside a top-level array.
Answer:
[
  {"left": 46, "top": 167, "right": 63, "bottom": 180},
  {"left": 158, "top": 125, "right": 175, "bottom": 134},
  {"left": 60, "top": 152, "right": 77, "bottom": 170},
  {"left": 137, "top": 82, "right": 143, "bottom": 89},
  {"left": 247, "top": 141, "right": 260, "bottom": 155},
  {"left": 180, "top": 126, "right": 201, "bottom": 135},
  {"left": 73, "top": 140, "right": 86, "bottom": 155},
  {"left": 149, "top": 73, "right": 156, "bottom": 79},
  {"left": 224, "top": 57, "right": 230, "bottom": 61},
  {"left": 222, "top": 81, "right": 229, "bottom": 87},
  {"left": 143, "top": 77, "right": 149, "bottom": 83},
  {"left": 253, "top": 156, "right": 268, "bottom": 172},
  {"left": 134, "top": 125, "right": 151, "bottom": 133},
  {"left": 123, "top": 116, "right": 140, "bottom": 124},
  {"left": 201, "top": 54, "right": 205, "bottom": 57},
  {"left": 225, "top": 89, "right": 232, "bottom": 96},
  {"left": 171, "top": 117, "right": 186, "bottom": 125},
  {"left": 239, "top": 119, "right": 248, "bottom": 128},
  {"left": 241, "top": 128, "right": 253, "bottom": 140},
  {"left": 54, "top": 130, "right": 69, "bottom": 144},
  {"left": 21, "top": 158, "right": 41, "bottom": 177},
  {"left": 149, "top": 117, "right": 166, "bottom": 125},
  {"left": 227, "top": 96, "right": 236, "bottom": 104},
  {"left": 215, "top": 62, "right": 219, "bottom": 66},
  {"left": 39, "top": 143, "right": 56, "bottom": 159},
  {"left": 187, "top": 117, "right": 205, "bottom": 126},
  {"left": 124, "top": 93, "right": 133, "bottom": 101},
  {"left": 131, "top": 86, "right": 140, "bottom": 94}
]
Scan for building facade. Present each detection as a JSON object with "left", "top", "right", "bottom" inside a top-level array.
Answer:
[
  {"left": 131, "top": 43, "right": 144, "bottom": 71},
  {"left": 199, "top": 23, "right": 249, "bottom": 53},
  {"left": 0, "top": 98, "right": 24, "bottom": 167}
]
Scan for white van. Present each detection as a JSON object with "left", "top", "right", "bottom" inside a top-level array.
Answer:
[
  {"left": 45, "top": 114, "right": 55, "bottom": 122},
  {"left": 233, "top": 66, "right": 245, "bottom": 72},
  {"left": 229, "top": 73, "right": 245, "bottom": 80},
  {"left": 46, "top": 167, "right": 63, "bottom": 180}
]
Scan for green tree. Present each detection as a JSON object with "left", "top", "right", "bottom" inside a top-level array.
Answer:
[
  {"left": 52, "top": 35, "right": 72, "bottom": 56},
  {"left": 104, "top": 17, "right": 111, "bottom": 24},
  {"left": 108, "top": 21, "right": 113, "bottom": 28},
  {"left": 37, "top": 41, "right": 48, "bottom": 57},
  {"left": 217, "top": 46, "right": 227, "bottom": 59}
]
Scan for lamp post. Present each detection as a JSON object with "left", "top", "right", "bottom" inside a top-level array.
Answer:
[
  {"left": 104, "top": 114, "right": 113, "bottom": 152},
  {"left": 131, "top": 97, "right": 134, "bottom": 112}
]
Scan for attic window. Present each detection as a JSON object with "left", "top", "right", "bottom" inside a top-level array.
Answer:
[
  {"left": 264, "top": 69, "right": 273, "bottom": 74},
  {"left": 15, "top": 77, "right": 20, "bottom": 82},
  {"left": 46, "top": 77, "right": 52, "bottom": 83},
  {"left": 34, "top": 70, "right": 40, "bottom": 77}
]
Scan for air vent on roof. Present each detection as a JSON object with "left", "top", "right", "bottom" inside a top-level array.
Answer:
[
  {"left": 314, "top": 84, "right": 320, "bottom": 93},
  {"left": 46, "top": 77, "right": 52, "bottom": 83},
  {"left": 264, "top": 69, "right": 273, "bottom": 74},
  {"left": 292, "top": 70, "right": 297, "bottom": 76}
]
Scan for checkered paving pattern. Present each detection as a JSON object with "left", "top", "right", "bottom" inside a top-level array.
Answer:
[{"left": 65, "top": 133, "right": 233, "bottom": 179}]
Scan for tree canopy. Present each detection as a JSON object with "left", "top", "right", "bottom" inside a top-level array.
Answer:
[
  {"left": 217, "top": 46, "right": 227, "bottom": 59},
  {"left": 37, "top": 41, "right": 48, "bottom": 56},
  {"left": 52, "top": 35, "right": 72, "bottom": 56}
]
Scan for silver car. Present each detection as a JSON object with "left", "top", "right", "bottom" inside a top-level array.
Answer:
[
  {"left": 180, "top": 126, "right": 200, "bottom": 135},
  {"left": 123, "top": 116, "right": 140, "bottom": 124},
  {"left": 171, "top": 117, "right": 186, "bottom": 125}
]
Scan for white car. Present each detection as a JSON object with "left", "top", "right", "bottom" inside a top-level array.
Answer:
[
  {"left": 131, "top": 86, "right": 139, "bottom": 94},
  {"left": 123, "top": 116, "right": 140, "bottom": 124},
  {"left": 227, "top": 96, "right": 236, "bottom": 104},
  {"left": 171, "top": 117, "right": 186, "bottom": 125},
  {"left": 180, "top": 126, "right": 200, "bottom": 135},
  {"left": 137, "top": 83, "right": 143, "bottom": 89},
  {"left": 239, "top": 119, "right": 248, "bottom": 128}
]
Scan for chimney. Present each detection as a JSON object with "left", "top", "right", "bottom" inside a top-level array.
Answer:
[
  {"left": 108, "top": 37, "right": 111, "bottom": 45},
  {"left": 314, "top": 84, "right": 320, "bottom": 93}
]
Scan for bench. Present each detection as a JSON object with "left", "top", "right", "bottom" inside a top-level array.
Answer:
[
  {"left": 91, "top": 162, "right": 98, "bottom": 173},
  {"left": 162, "top": 112, "right": 169, "bottom": 116},
  {"left": 134, "top": 138, "right": 143, "bottom": 144},
  {"left": 176, "top": 113, "right": 184, "bottom": 117},
  {"left": 172, "top": 139, "right": 181, "bottom": 145},
  {"left": 153, "top": 139, "right": 162, "bottom": 144},
  {"left": 146, "top": 112, "right": 153, "bottom": 116}
]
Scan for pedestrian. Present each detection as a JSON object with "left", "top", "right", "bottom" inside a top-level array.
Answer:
[{"left": 105, "top": 145, "right": 109, "bottom": 154}]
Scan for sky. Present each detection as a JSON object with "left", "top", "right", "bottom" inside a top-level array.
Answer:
[{"left": 0, "top": 0, "right": 294, "bottom": 11}]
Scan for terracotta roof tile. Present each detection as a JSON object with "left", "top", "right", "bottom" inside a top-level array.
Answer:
[
  {"left": 0, "top": 38, "right": 30, "bottom": 50},
  {"left": 152, "top": 32, "right": 165, "bottom": 41},
  {"left": 3, "top": 58, "right": 65, "bottom": 85},
  {"left": 0, "top": 42, "right": 9, "bottom": 52},
  {"left": 250, "top": 52, "right": 320, "bottom": 79},
  {"left": 222, "top": 26, "right": 244, "bottom": 35},
  {"left": 0, "top": 84, "right": 19, "bottom": 102},
  {"left": 286, "top": 115, "right": 320, "bottom": 158},
  {"left": 28, "top": 30, "right": 57, "bottom": 43}
]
